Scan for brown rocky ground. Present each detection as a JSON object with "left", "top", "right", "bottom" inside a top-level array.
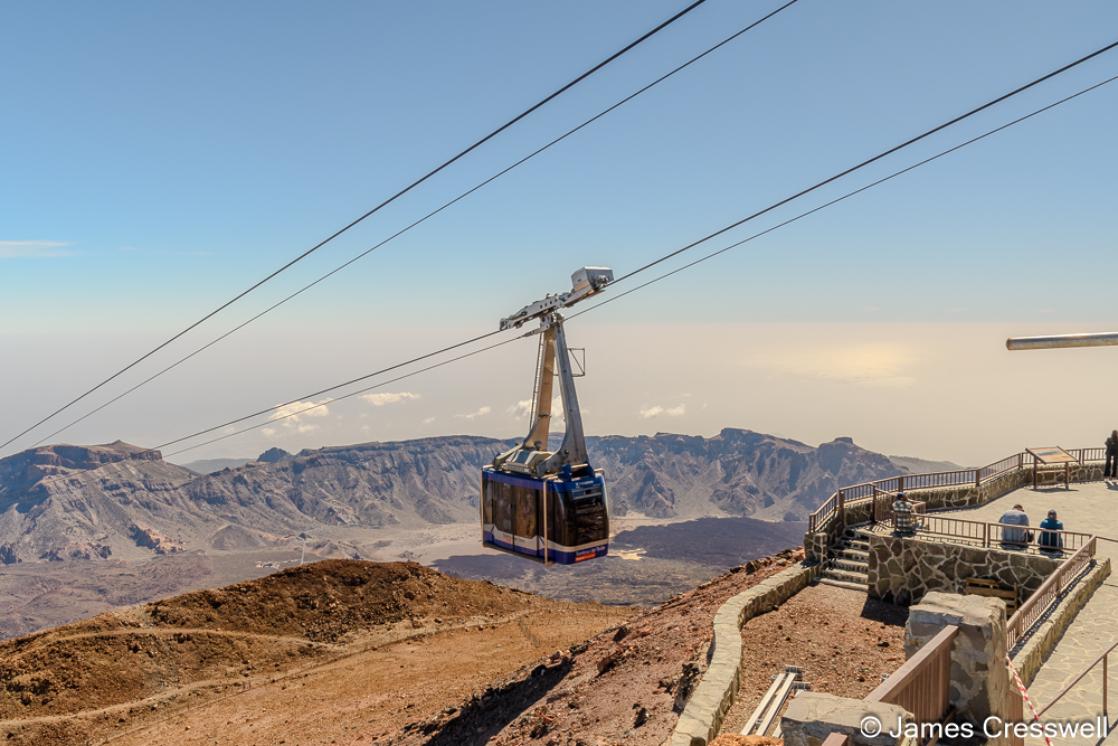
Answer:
[
  {"left": 0, "top": 560, "right": 630, "bottom": 746},
  {"left": 0, "top": 551, "right": 906, "bottom": 746},
  {"left": 718, "top": 583, "right": 908, "bottom": 736},
  {"left": 389, "top": 549, "right": 806, "bottom": 746}
]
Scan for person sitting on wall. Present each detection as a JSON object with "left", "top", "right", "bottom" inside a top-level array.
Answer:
[
  {"left": 892, "top": 492, "right": 917, "bottom": 536},
  {"left": 999, "top": 503, "right": 1032, "bottom": 550},
  {"left": 1038, "top": 509, "right": 1064, "bottom": 556}
]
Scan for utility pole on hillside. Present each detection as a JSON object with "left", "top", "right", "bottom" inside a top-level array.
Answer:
[{"left": 298, "top": 532, "right": 309, "bottom": 565}]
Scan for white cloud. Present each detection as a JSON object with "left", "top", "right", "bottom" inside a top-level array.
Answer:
[
  {"left": 456, "top": 405, "right": 492, "bottom": 420},
  {"left": 507, "top": 398, "right": 563, "bottom": 421},
  {"left": 269, "top": 400, "right": 331, "bottom": 432},
  {"left": 422, "top": 416, "right": 437, "bottom": 425},
  {"left": 639, "top": 403, "right": 686, "bottom": 419},
  {"left": 361, "top": 391, "right": 420, "bottom": 407},
  {"left": 0, "top": 240, "right": 72, "bottom": 258}
]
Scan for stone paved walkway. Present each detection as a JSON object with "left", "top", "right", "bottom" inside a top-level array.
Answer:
[{"left": 940, "top": 481, "right": 1118, "bottom": 744}]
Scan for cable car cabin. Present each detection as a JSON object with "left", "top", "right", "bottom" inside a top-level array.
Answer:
[
  {"left": 481, "top": 466, "right": 608, "bottom": 564},
  {"left": 481, "top": 266, "right": 614, "bottom": 565}
]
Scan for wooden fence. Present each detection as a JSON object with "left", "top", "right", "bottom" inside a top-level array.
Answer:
[{"left": 867, "top": 625, "right": 958, "bottom": 723}]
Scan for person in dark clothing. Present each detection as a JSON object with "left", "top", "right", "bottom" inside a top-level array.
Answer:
[
  {"left": 1038, "top": 509, "right": 1064, "bottom": 556},
  {"left": 1107, "top": 430, "right": 1118, "bottom": 478}
]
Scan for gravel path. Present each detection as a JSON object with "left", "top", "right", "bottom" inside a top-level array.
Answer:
[{"left": 718, "top": 583, "right": 908, "bottom": 737}]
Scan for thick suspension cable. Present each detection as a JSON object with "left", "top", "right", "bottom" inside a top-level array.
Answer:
[
  {"left": 164, "top": 335, "right": 529, "bottom": 457},
  {"left": 571, "top": 73, "right": 1118, "bottom": 321},
  {"left": 1, "top": 0, "right": 711, "bottom": 451},
  {"left": 610, "top": 38, "right": 1118, "bottom": 286},
  {"left": 153, "top": 329, "right": 509, "bottom": 451},
  {"left": 30, "top": 0, "right": 799, "bottom": 449},
  {"left": 155, "top": 70, "right": 1118, "bottom": 457}
]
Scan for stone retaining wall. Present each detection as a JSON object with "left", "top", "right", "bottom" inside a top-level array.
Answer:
[
  {"left": 670, "top": 562, "right": 822, "bottom": 746},
  {"left": 868, "top": 533, "right": 1061, "bottom": 607},
  {"left": 1011, "top": 558, "right": 1111, "bottom": 686}
]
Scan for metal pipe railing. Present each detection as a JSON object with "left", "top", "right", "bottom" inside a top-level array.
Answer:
[
  {"left": 808, "top": 446, "right": 1107, "bottom": 540},
  {"left": 1035, "top": 638, "right": 1117, "bottom": 720},
  {"left": 1007, "top": 537, "right": 1097, "bottom": 650}
]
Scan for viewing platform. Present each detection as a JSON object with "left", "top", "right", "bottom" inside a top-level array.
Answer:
[
  {"left": 938, "top": 482, "right": 1118, "bottom": 745},
  {"left": 801, "top": 448, "right": 1117, "bottom": 745}
]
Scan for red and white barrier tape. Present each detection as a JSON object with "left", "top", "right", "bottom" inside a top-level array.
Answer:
[{"left": 1006, "top": 654, "right": 1053, "bottom": 746}]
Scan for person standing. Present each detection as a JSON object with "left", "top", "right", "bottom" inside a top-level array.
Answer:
[{"left": 1106, "top": 430, "right": 1118, "bottom": 478}]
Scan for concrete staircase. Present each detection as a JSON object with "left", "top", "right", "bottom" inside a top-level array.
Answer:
[{"left": 819, "top": 529, "right": 870, "bottom": 591}]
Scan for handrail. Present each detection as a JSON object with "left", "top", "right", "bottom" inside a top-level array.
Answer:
[
  {"left": 808, "top": 446, "right": 1106, "bottom": 535},
  {"left": 1007, "top": 537, "right": 1097, "bottom": 649},
  {"left": 875, "top": 512, "right": 1095, "bottom": 554},
  {"left": 868, "top": 625, "right": 958, "bottom": 723},
  {"left": 1035, "top": 638, "right": 1117, "bottom": 719}
]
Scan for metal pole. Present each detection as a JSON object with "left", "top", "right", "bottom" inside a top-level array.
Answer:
[{"left": 1007, "top": 332, "right": 1118, "bottom": 350}]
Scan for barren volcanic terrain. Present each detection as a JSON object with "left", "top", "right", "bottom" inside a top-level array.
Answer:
[
  {"left": 0, "top": 432, "right": 938, "bottom": 640},
  {"left": 0, "top": 560, "right": 630, "bottom": 746}
]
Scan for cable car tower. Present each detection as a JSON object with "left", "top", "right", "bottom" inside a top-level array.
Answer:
[{"left": 481, "top": 267, "right": 613, "bottom": 564}]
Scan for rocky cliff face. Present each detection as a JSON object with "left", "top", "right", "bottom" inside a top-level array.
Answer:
[
  {"left": 0, "top": 430, "right": 911, "bottom": 565},
  {"left": 589, "top": 430, "right": 899, "bottom": 520}
]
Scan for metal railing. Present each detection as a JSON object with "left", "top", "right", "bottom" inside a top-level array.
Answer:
[
  {"left": 1006, "top": 537, "right": 1098, "bottom": 650},
  {"left": 868, "top": 625, "right": 959, "bottom": 723},
  {"left": 1036, "top": 638, "right": 1116, "bottom": 721},
  {"left": 807, "top": 447, "right": 1106, "bottom": 534},
  {"left": 874, "top": 512, "right": 1095, "bottom": 556}
]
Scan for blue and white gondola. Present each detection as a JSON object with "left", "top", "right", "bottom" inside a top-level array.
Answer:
[{"left": 479, "top": 266, "right": 614, "bottom": 565}]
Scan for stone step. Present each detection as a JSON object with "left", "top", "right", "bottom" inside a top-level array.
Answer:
[
  {"left": 818, "top": 577, "right": 868, "bottom": 592},
  {"left": 843, "top": 540, "right": 871, "bottom": 552},
  {"left": 823, "top": 567, "right": 868, "bottom": 584},
  {"left": 831, "top": 558, "right": 868, "bottom": 573},
  {"left": 837, "top": 548, "right": 869, "bottom": 561}
]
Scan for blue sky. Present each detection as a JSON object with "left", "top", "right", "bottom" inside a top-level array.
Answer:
[{"left": 2, "top": 1, "right": 1117, "bottom": 462}]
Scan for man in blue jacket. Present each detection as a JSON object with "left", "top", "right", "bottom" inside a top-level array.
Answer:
[{"left": 1038, "top": 509, "right": 1064, "bottom": 556}]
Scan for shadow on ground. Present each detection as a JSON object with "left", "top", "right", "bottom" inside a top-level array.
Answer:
[{"left": 418, "top": 659, "right": 572, "bottom": 745}]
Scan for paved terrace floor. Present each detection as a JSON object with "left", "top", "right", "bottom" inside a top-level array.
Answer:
[{"left": 939, "top": 481, "right": 1118, "bottom": 745}]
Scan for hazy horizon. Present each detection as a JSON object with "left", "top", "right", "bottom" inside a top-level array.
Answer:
[{"left": 7, "top": 321, "right": 1117, "bottom": 467}]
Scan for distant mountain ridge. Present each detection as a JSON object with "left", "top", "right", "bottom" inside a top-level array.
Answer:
[{"left": 0, "top": 429, "right": 919, "bottom": 565}]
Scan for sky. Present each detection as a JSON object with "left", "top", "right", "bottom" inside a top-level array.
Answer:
[{"left": 1, "top": 0, "right": 1117, "bottom": 466}]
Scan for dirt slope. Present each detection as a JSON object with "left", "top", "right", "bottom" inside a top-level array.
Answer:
[
  {"left": 0, "top": 560, "right": 630, "bottom": 746},
  {"left": 392, "top": 549, "right": 806, "bottom": 745}
]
